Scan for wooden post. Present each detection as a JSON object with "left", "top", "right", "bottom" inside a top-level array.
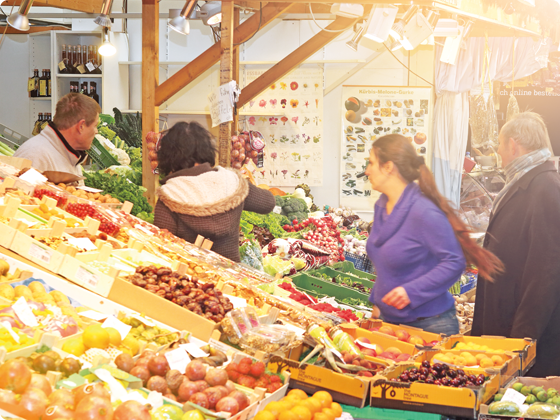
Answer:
[
  {"left": 142, "top": 0, "right": 159, "bottom": 207},
  {"left": 219, "top": 0, "right": 234, "bottom": 167},
  {"left": 232, "top": 7, "right": 240, "bottom": 136}
]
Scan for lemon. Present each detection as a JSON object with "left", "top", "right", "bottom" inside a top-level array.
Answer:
[
  {"left": 104, "top": 327, "right": 122, "bottom": 346},
  {"left": 62, "top": 338, "right": 86, "bottom": 356},
  {"left": 82, "top": 324, "right": 110, "bottom": 349}
]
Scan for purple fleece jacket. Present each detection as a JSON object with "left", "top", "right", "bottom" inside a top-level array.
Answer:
[{"left": 366, "top": 182, "right": 465, "bottom": 323}]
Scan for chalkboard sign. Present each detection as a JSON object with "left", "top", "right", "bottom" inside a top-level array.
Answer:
[{"left": 498, "top": 86, "right": 560, "bottom": 155}]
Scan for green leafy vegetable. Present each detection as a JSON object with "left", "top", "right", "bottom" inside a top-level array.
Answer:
[{"left": 241, "top": 211, "right": 290, "bottom": 238}]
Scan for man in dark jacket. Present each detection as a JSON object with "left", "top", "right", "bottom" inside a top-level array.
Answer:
[{"left": 472, "top": 112, "right": 560, "bottom": 377}]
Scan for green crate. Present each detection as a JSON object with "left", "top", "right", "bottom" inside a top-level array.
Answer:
[
  {"left": 332, "top": 261, "right": 377, "bottom": 280},
  {"left": 291, "top": 273, "right": 371, "bottom": 306},
  {"left": 341, "top": 404, "right": 442, "bottom": 420},
  {"left": 87, "top": 138, "right": 120, "bottom": 169},
  {"left": 310, "top": 267, "right": 375, "bottom": 289}
]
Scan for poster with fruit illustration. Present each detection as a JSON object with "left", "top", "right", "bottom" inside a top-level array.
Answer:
[
  {"left": 242, "top": 66, "right": 323, "bottom": 186},
  {"left": 340, "top": 85, "right": 433, "bottom": 211}
]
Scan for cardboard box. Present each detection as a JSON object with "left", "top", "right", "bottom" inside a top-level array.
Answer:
[
  {"left": 441, "top": 335, "right": 536, "bottom": 375},
  {"left": 339, "top": 324, "right": 420, "bottom": 358},
  {"left": 479, "top": 376, "right": 560, "bottom": 420},
  {"left": 370, "top": 362, "right": 500, "bottom": 418},
  {"left": 413, "top": 348, "right": 520, "bottom": 387},
  {"left": 267, "top": 344, "right": 374, "bottom": 408},
  {"left": 354, "top": 319, "right": 444, "bottom": 346},
  {"left": 107, "top": 277, "right": 216, "bottom": 342}
]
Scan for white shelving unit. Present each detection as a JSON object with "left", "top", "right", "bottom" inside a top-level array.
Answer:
[{"left": 27, "top": 30, "right": 129, "bottom": 135}]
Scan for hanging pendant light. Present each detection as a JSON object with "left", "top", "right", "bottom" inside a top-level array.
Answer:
[
  {"left": 198, "top": 1, "right": 222, "bottom": 26},
  {"left": 7, "top": 0, "right": 34, "bottom": 31},
  {"left": 168, "top": 0, "right": 198, "bottom": 35},
  {"left": 94, "top": 0, "right": 114, "bottom": 28},
  {"left": 346, "top": 25, "right": 365, "bottom": 52}
]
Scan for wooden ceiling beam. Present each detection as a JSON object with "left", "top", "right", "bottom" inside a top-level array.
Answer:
[
  {"left": 1, "top": 25, "right": 69, "bottom": 34},
  {"left": 2, "top": 0, "right": 103, "bottom": 13},
  {"left": 154, "top": 2, "right": 293, "bottom": 107},
  {"left": 237, "top": 13, "right": 361, "bottom": 108}
]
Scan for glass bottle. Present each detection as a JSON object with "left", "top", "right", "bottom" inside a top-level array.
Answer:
[
  {"left": 89, "top": 82, "right": 99, "bottom": 104},
  {"left": 29, "top": 69, "right": 39, "bottom": 98},
  {"left": 59, "top": 44, "right": 69, "bottom": 74},
  {"left": 80, "top": 81, "right": 88, "bottom": 95},
  {"left": 76, "top": 45, "right": 84, "bottom": 74},
  {"left": 32, "top": 113, "right": 43, "bottom": 136},
  {"left": 94, "top": 45, "right": 102, "bottom": 74},
  {"left": 72, "top": 46, "right": 78, "bottom": 74},
  {"left": 86, "top": 45, "right": 95, "bottom": 73},
  {"left": 38, "top": 70, "right": 48, "bottom": 97},
  {"left": 82, "top": 45, "right": 88, "bottom": 73},
  {"left": 46, "top": 70, "right": 51, "bottom": 97}
]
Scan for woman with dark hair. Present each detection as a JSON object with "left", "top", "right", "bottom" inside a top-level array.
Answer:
[
  {"left": 365, "top": 134, "right": 503, "bottom": 335},
  {"left": 154, "top": 121, "right": 276, "bottom": 262}
]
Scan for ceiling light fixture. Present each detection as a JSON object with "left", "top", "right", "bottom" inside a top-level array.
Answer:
[
  {"left": 433, "top": 19, "right": 459, "bottom": 37},
  {"left": 168, "top": 0, "right": 198, "bottom": 35},
  {"left": 331, "top": 3, "right": 365, "bottom": 18},
  {"left": 98, "top": 27, "right": 116, "bottom": 56},
  {"left": 94, "top": 0, "right": 114, "bottom": 28},
  {"left": 7, "top": 0, "right": 34, "bottom": 31},
  {"left": 346, "top": 24, "right": 365, "bottom": 51},
  {"left": 362, "top": 5, "right": 398, "bottom": 43},
  {"left": 198, "top": 1, "right": 221, "bottom": 26},
  {"left": 440, "top": 20, "right": 473, "bottom": 65},
  {"left": 389, "top": 5, "right": 419, "bottom": 41},
  {"left": 399, "top": 9, "right": 435, "bottom": 51}
]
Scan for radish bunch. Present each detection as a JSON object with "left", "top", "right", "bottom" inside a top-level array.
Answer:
[{"left": 292, "top": 216, "right": 345, "bottom": 264}]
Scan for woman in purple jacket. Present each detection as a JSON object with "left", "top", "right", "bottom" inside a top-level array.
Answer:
[{"left": 365, "top": 135, "right": 502, "bottom": 335}]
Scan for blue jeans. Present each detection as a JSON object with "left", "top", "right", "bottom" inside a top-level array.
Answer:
[{"left": 401, "top": 306, "right": 459, "bottom": 336}]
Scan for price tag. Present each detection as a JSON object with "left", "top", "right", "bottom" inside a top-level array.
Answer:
[
  {"left": 273, "top": 206, "right": 282, "bottom": 214},
  {"left": 67, "top": 237, "right": 97, "bottom": 251},
  {"left": 12, "top": 297, "right": 39, "bottom": 327},
  {"left": 58, "top": 61, "right": 66, "bottom": 72},
  {"left": 131, "top": 314, "right": 156, "bottom": 327},
  {"left": 180, "top": 343, "right": 209, "bottom": 358},
  {"left": 502, "top": 388, "right": 527, "bottom": 406},
  {"left": 29, "top": 243, "right": 52, "bottom": 264},
  {"left": 209, "top": 338, "right": 231, "bottom": 354},
  {"left": 76, "top": 266, "right": 99, "bottom": 287},
  {"left": 77, "top": 186, "right": 103, "bottom": 193},
  {"left": 27, "top": 78, "right": 36, "bottom": 92},
  {"left": 164, "top": 348, "right": 191, "bottom": 374},
  {"left": 19, "top": 168, "right": 48, "bottom": 185},
  {"left": 86, "top": 62, "right": 95, "bottom": 72},
  {"left": 105, "top": 141, "right": 116, "bottom": 150},
  {"left": 78, "top": 310, "right": 108, "bottom": 321},
  {"left": 223, "top": 294, "right": 247, "bottom": 309},
  {"left": 1, "top": 322, "right": 19, "bottom": 343},
  {"left": 77, "top": 65, "right": 86, "bottom": 74},
  {"left": 355, "top": 340, "right": 380, "bottom": 353},
  {"left": 102, "top": 315, "right": 132, "bottom": 340}
]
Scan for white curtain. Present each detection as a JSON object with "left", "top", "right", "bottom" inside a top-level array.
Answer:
[{"left": 432, "top": 36, "right": 549, "bottom": 207}]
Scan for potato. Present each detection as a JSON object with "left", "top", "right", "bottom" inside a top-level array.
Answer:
[
  {"left": 67, "top": 186, "right": 76, "bottom": 194},
  {"left": 98, "top": 195, "right": 106, "bottom": 203}
]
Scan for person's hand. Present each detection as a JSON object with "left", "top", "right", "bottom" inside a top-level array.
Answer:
[{"left": 382, "top": 287, "right": 410, "bottom": 310}]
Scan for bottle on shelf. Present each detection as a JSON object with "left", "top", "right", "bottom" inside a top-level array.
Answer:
[
  {"left": 38, "top": 70, "right": 48, "bottom": 97},
  {"left": 80, "top": 81, "right": 88, "bottom": 95},
  {"left": 89, "top": 82, "right": 99, "bottom": 104},
  {"left": 59, "top": 44, "right": 69, "bottom": 74},
  {"left": 46, "top": 70, "right": 51, "bottom": 97},
  {"left": 28, "top": 69, "right": 39, "bottom": 98},
  {"left": 76, "top": 45, "right": 86, "bottom": 74},
  {"left": 32, "top": 113, "right": 43, "bottom": 136},
  {"left": 82, "top": 45, "right": 88, "bottom": 74},
  {"left": 86, "top": 45, "right": 95, "bottom": 73},
  {"left": 94, "top": 45, "right": 102, "bottom": 74},
  {"left": 70, "top": 81, "right": 79, "bottom": 93},
  {"left": 41, "top": 114, "right": 51, "bottom": 132},
  {"left": 72, "top": 46, "right": 78, "bottom": 74}
]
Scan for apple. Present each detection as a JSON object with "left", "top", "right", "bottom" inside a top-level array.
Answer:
[
  {"left": 385, "top": 347, "right": 402, "bottom": 356},
  {"left": 394, "top": 329, "right": 411, "bottom": 342},
  {"left": 396, "top": 353, "right": 411, "bottom": 362},
  {"left": 356, "top": 337, "right": 371, "bottom": 345},
  {"left": 362, "top": 349, "right": 377, "bottom": 357},
  {"left": 408, "top": 335, "right": 426, "bottom": 346},
  {"left": 378, "top": 352, "right": 397, "bottom": 361},
  {"left": 379, "top": 326, "right": 396, "bottom": 337}
]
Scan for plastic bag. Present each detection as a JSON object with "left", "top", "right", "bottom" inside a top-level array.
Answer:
[{"left": 240, "top": 240, "right": 264, "bottom": 271}]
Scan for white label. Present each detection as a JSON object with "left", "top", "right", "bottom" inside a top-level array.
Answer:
[
  {"left": 131, "top": 314, "right": 156, "bottom": 327},
  {"left": 275, "top": 323, "right": 305, "bottom": 337},
  {"left": 17, "top": 218, "right": 38, "bottom": 227},
  {"left": 19, "top": 168, "right": 48, "bottom": 185},
  {"left": 355, "top": 340, "right": 380, "bottom": 353},
  {"left": 79, "top": 310, "right": 108, "bottom": 321},
  {"left": 273, "top": 206, "right": 282, "bottom": 215},
  {"left": 12, "top": 297, "right": 39, "bottom": 327},
  {"left": 77, "top": 186, "right": 103, "bottom": 193},
  {"left": 67, "top": 237, "right": 97, "bottom": 251},
  {"left": 135, "top": 224, "right": 154, "bottom": 236},
  {"left": 86, "top": 62, "right": 95, "bottom": 72},
  {"left": 180, "top": 343, "right": 209, "bottom": 358},
  {"left": 29, "top": 243, "right": 52, "bottom": 264},
  {"left": 502, "top": 388, "right": 527, "bottom": 406},
  {"left": 102, "top": 315, "right": 132, "bottom": 340},
  {"left": 223, "top": 294, "right": 247, "bottom": 309},
  {"left": 76, "top": 266, "right": 100, "bottom": 287},
  {"left": 1, "top": 322, "right": 19, "bottom": 343},
  {"left": 209, "top": 338, "right": 231, "bottom": 354},
  {"left": 208, "top": 82, "right": 235, "bottom": 128},
  {"left": 164, "top": 348, "right": 191, "bottom": 374}
]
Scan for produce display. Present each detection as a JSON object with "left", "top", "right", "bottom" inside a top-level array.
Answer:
[
  {"left": 392, "top": 361, "right": 490, "bottom": 387},
  {"left": 226, "top": 357, "right": 284, "bottom": 393},
  {"left": 255, "top": 389, "right": 343, "bottom": 420},
  {"left": 54, "top": 182, "right": 121, "bottom": 204},
  {"left": 490, "top": 382, "right": 560, "bottom": 417}
]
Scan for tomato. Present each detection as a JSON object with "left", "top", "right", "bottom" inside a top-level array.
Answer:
[{"left": 0, "top": 359, "right": 32, "bottom": 393}]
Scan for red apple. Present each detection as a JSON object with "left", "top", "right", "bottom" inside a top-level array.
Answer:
[
  {"left": 396, "top": 353, "right": 411, "bottom": 362},
  {"left": 408, "top": 335, "right": 426, "bottom": 346},
  {"left": 378, "top": 326, "right": 396, "bottom": 337},
  {"left": 394, "top": 329, "right": 410, "bottom": 342}
]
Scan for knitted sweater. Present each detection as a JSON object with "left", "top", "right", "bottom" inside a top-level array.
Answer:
[{"left": 154, "top": 163, "right": 276, "bottom": 262}]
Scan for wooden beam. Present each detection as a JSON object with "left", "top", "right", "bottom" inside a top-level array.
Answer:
[
  {"left": 155, "top": 2, "right": 293, "bottom": 107},
  {"left": 141, "top": 0, "right": 159, "bottom": 208},
  {"left": 2, "top": 25, "right": 69, "bottom": 34},
  {"left": 238, "top": 15, "right": 358, "bottom": 108},
  {"left": 218, "top": 0, "right": 234, "bottom": 168},
  {"left": 232, "top": 7, "right": 240, "bottom": 136},
  {"left": 3, "top": 0, "right": 103, "bottom": 13}
]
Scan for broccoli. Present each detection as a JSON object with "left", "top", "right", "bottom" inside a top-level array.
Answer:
[
  {"left": 275, "top": 195, "right": 286, "bottom": 207},
  {"left": 288, "top": 211, "right": 308, "bottom": 223},
  {"left": 281, "top": 197, "right": 308, "bottom": 222},
  {"left": 98, "top": 126, "right": 117, "bottom": 141}
]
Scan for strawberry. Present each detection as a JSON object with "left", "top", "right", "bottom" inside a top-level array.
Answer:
[
  {"left": 260, "top": 373, "right": 271, "bottom": 384},
  {"left": 237, "top": 362, "right": 251, "bottom": 375},
  {"left": 269, "top": 375, "right": 281, "bottom": 383},
  {"left": 237, "top": 375, "right": 256, "bottom": 388},
  {"left": 226, "top": 363, "right": 239, "bottom": 372},
  {"left": 227, "top": 371, "right": 241, "bottom": 383},
  {"left": 254, "top": 378, "right": 269, "bottom": 389},
  {"left": 249, "top": 361, "right": 265, "bottom": 378}
]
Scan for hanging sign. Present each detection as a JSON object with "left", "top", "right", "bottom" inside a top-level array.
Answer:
[{"left": 208, "top": 81, "right": 239, "bottom": 128}]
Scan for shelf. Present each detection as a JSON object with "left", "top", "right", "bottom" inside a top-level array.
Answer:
[
  {"left": 29, "top": 97, "right": 51, "bottom": 101},
  {"left": 57, "top": 74, "right": 102, "bottom": 78},
  {"left": 120, "top": 110, "right": 286, "bottom": 116}
]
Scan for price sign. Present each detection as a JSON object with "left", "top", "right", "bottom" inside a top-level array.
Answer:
[
  {"left": 164, "top": 348, "right": 191, "bottom": 374},
  {"left": 180, "top": 343, "right": 209, "bottom": 358},
  {"left": 29, "top": 243, "right": 52, "bottom": 264},
  {"left": 86, "top": 62, "right": 95, "bottom": 72},
  {"left": 79, "top": 310, "right": 108, "bottom": 321},
  {"left": 223, "top": 294, "right": 247, "bottom": 309},
  {"left": 12, "top": 297, "right": 39, "bottom": 327},
  {"left": 102, "top": 316, "right": 132, "bottom": 340},
  {"left": 76, "top": 266, "right": 99, "bottom": 287},
  {"left": 208, "top": 82, "right": 236, "bottom": 128}
]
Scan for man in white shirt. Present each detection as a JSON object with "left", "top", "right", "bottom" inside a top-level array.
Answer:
[{"left": 15, "top": 93, "right": 100, "bottom": 177}]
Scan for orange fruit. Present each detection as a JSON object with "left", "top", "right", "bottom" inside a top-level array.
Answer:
[
  {"left": 265, "top": 402, "right": 286, "bottom": 418},
  {"left": 288, "top": 389, "right": 308, "bottom": 400},
  {"left": 279, "top": 411, "right": 299, "bottom": 420},
  {"left": 330, "top": 403, "right": 343, "bottom": 418},
  {"left": 104, "top": 327, "right": 121, "bottom": 346},
  {"left": 281, "top": 398, "right": 298, "bottom": 409},
  {"left": 283, "top": 395, "right": 304, "bottom": 407},
  {"left": 61, "top": 338, "right": 86, "bottom": 356},
  {"left": 121, "top": 335, "right": 140, "bottom": 356},
  {"left": 291, "top": 406, "right": 312, "bottom": 420},
  {"left": 255, "top": 411, "right": 277, "bottom": 420},
  {"left": 313, "top": 414, "right": 331, "bottom": 420},
  {"left": 321, "top": 408, "right": 337, "bottom": 420},
  {"left": 305, "top": 398, "right": 323, "bottom": 414},
  {"left": 313, "top": 391, "right": 333, "bottom": 409},
  {"left": 82, "top": 325, "right": 110, "bottom": 349},
  {"left": 297, "top": 400, "right": 319, "bottom": 415}
]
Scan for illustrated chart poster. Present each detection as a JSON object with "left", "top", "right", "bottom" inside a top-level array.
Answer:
[
  {"left": 340, "top": 85, "right": 432, "bottom": 211},
  {"left": 243, "top": 66, "right": 323, "bottom": 187}
]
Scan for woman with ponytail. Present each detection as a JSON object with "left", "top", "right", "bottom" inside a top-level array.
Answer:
[{"left": 365, "top": 134, "right": 502, "bottom": 335}]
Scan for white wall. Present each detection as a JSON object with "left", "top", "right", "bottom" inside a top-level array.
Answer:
[{"left": 0, "top": 6, "right": 434, "bottom": 218}]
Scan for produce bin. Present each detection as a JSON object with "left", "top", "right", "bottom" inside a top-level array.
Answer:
[
  {"left": 343, "top": 251, "right": 375, "bottom": 274},
  {"left": 351, "top": 320, "right": 444, "bottom": 346},
  {"left": 87, "top": 137, "right": 120, "bottom": 168},
  {"left": 291, "top": 273, "right": 371, "bottom": 307},
  {"left": 332, "top": 260, "right": 377, "bottom": 280},
  {"left": 309, "top": 266, "right": 375, "bottom": 287}
]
